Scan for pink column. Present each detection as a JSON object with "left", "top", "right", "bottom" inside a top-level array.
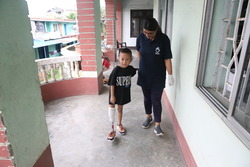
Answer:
[
  {"left": 76, "top": 0, "right": 103, "bottom": 94},
  {"left": 105, "top": 0, "right": 116, "bottom": 61},
  {"left": 105, "top": 0, "right": 123, "bottom": 61},
  {"left": 0, "top": 112, "right": 15, "bottom": 167},
  {"left": 77, "top": 0, "right": 98, "bottom": 71},
  {"left": 116, "top": 0, "right": 122, "bottom": 43}
]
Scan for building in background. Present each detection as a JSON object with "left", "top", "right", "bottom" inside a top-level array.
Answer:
[
  {"left": 1, "top": 0, "right": 250, "bottom": 167},
  {"left": 30, "top": 8, "right": 78, "bottom": 59}
]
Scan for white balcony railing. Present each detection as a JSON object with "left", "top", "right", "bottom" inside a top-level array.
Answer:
[{"left": 35, "top": 55, "right": 82, "bottom": 84}]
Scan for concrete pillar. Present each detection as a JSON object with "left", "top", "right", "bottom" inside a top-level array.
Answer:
[
  {"left": 104, "top": 0, "right": 122, "bottom": 61},
  {"left": 105, "top": 0, "right": 116, "bottom": 61},
  {"left": 116, "top": 0, "right": 122, "bottom": 43},
  {"left": 0, "top": 1, "right": 54, "bottom": 166},
  {"left": 76, "top": 0, "right": 103, "bottom": 93}
]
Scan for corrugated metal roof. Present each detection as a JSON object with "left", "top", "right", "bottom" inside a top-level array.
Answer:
[
  {"left": 30, "top": 17, "right": 76, "bottom": 23},
  {"left": 33, "top": 37, "right": 77, "bottom": 48},
  {"left": 33, "top": 39, "right": 62, "bottom": 48}
]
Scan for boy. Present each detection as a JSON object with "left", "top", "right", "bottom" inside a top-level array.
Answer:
[{"left": 107, "top": 48, "right": 137, "bottom": 141}]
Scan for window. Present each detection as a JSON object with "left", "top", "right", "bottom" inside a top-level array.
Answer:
[
  {"left": 159, "top": 0, "right": 167, "bottom": 33},
  {"left": 197, "top": 0, "right": 250, "bottom": 148},
  {"left": 130, "top": 10, "right": 153, "bottom": 37},
  {"left": 159, "top": 0, "right": 174, "bottom": 39},
  {"left": 35, "top": 22, "right": 45, "bottom": 32},
  {"left": 53, "top": 24, "right": 59, "bottom": 32}
]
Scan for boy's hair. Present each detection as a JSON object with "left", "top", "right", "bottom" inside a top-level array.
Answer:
[{"left": 118, "top": 48, "right": 132, "bottom": 59}]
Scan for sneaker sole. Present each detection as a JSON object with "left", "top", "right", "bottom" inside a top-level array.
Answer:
[
  {"left": 117, "top": 125, "right": 126, "bottom": 135},
  {"left": 154, "top": 130, "right": 164, "bottom": 136},
  {"left": 118, "top": 131, "right": 126, "bottom": 135},
  {"left": 117, "top": 128, "right": 126, "bottom": 135},
  {"left": 107, "top": 137, "right": 115, "bottom": 141},
  {"left": 142, "top": 120, "right": 153, "bottom": 129}
]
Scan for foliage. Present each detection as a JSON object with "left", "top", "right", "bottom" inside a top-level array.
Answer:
[{"left": 67, "top": 13, "right": 76, "bottom": 20}]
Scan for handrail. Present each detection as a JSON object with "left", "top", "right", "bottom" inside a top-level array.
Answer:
[{"left": 35, "top": 55, "right": 82, "bottom": 84}]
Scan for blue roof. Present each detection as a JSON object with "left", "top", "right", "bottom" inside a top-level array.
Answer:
[{"left": 33, "top": 39, "right": 62, "bottom": 48}]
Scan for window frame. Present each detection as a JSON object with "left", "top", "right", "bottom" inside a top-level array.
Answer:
[
  {"left": 53, "top": 23, "right": 59, "bottom": 32},
  {"left": 196, "top": 0, "right": 250, "bottom": 149},
  {"left": 35, "top": 21, "right": 45, "bottom": 32},
  {"left": 130, "top": 9, "right": 153, "bottom": 38}
]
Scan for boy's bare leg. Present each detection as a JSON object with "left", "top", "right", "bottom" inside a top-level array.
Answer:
[
  {"left": 117, "top": 105, "right": 126, "bottom": 134},
  {"left": 117, "top": 105, "right": 123, "bottom": 125}
]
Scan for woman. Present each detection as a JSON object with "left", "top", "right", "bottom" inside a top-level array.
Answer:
[{"left": 136, "top": 18, "right": 174, "bottom": 136}]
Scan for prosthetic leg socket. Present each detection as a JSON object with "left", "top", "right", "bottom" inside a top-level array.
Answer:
[{"left": 108, "top": 107, "right": 115, "bottom": 123}]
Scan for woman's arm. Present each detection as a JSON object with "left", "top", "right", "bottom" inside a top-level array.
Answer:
[
  {"left": 136, "top": 50, "right": 141, "bottom": 61},
  {"left": 165, "top": 59, "right": 173, "bottom": 75}
]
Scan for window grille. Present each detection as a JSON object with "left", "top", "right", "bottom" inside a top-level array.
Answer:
[{"left": 197, "top": 0, "right": 250, "bottom": 148}]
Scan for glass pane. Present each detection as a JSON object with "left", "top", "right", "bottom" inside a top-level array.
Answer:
[
  {"left": 159, "top": 0, "right": 166, "bottom": 28},
  {"left": 202, "top": 0, "right": 248, "bottom": 110},
  {"left": 36, "top": 22, "right": 45, "bottom": 32},
  {"left": 233, "top": 41, "right": 250, "bottom": 133},
  {"left": 202, "top": 0, "right": 233, "bottom": 109},
  {"left": 130, "top": 10, "right": 153, "bottom": 37},
  {"left": 131, "top": 18, "right": 139, "bottom": 37}
]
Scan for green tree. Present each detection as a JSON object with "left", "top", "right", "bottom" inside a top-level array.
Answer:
[{"left": 67, "top": 13, "right": 76, "bottom": 20}]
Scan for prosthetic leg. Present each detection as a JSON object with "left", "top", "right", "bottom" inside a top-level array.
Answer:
[{"left": 107, "top": 107, "right": 116, "bottom": 141}]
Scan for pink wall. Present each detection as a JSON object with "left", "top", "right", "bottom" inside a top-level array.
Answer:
[
  {"left": 41, "top": 74, "right": 103, "bottom": 103},
  {"left": 162, "top": 92, "right": 197, "bottom": 167},
  {"left": 116, "top": 0, "right": 122, "bottom": 42}
]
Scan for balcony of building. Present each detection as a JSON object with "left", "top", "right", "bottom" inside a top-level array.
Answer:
[{"left": 43, "top": 49, "right": 186, "bottom": 166}]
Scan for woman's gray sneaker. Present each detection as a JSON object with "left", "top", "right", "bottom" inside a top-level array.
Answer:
[
  {"left": 154, "top": 126, "right": 164, "bottom": 136},
  {"left": 142, "top": 117, "right": 153, "bottom": 128}
]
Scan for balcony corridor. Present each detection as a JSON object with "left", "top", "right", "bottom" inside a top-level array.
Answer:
[{"left": 44, "top": 51, "right": 185, "bottom": 167}]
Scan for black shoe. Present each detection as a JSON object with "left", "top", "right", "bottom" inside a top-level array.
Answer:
[
  {"left": 142, "top": 117, "right": 153, "bottom": 128},
  {"left": 154, "top": 126, "right": 164, "bottom": 136}
]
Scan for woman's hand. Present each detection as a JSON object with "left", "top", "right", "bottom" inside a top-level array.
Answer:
[{"left": 167, "top": 74, "right": 174, "bottom": 86}]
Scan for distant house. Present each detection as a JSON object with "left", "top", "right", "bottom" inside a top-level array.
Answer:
[
  {"left": 30, "top": 17, "right": 78, "bottom": 59},
  {"left": 33, "top": 39, "right": 62, "bottom": 59}
]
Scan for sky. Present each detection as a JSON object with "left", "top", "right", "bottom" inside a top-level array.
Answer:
[
  {"left": 26, "top": 0, "right": 77, "bottom": 17},
  {"left": 26, "top": 0, "right": 105, "bottom": 17}
]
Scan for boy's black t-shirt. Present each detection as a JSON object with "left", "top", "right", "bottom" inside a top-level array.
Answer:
[{"left": 108, "top": 65, "right": 136, "bottom": 105}]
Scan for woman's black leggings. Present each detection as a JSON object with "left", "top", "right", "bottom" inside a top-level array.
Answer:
[{"left": 142, "top": 88, "right": 163, "bottom": 123}]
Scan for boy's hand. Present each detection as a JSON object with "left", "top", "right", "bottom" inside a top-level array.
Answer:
[{"left": 110, "top": 96, "right": 116, "bottom": 104}]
